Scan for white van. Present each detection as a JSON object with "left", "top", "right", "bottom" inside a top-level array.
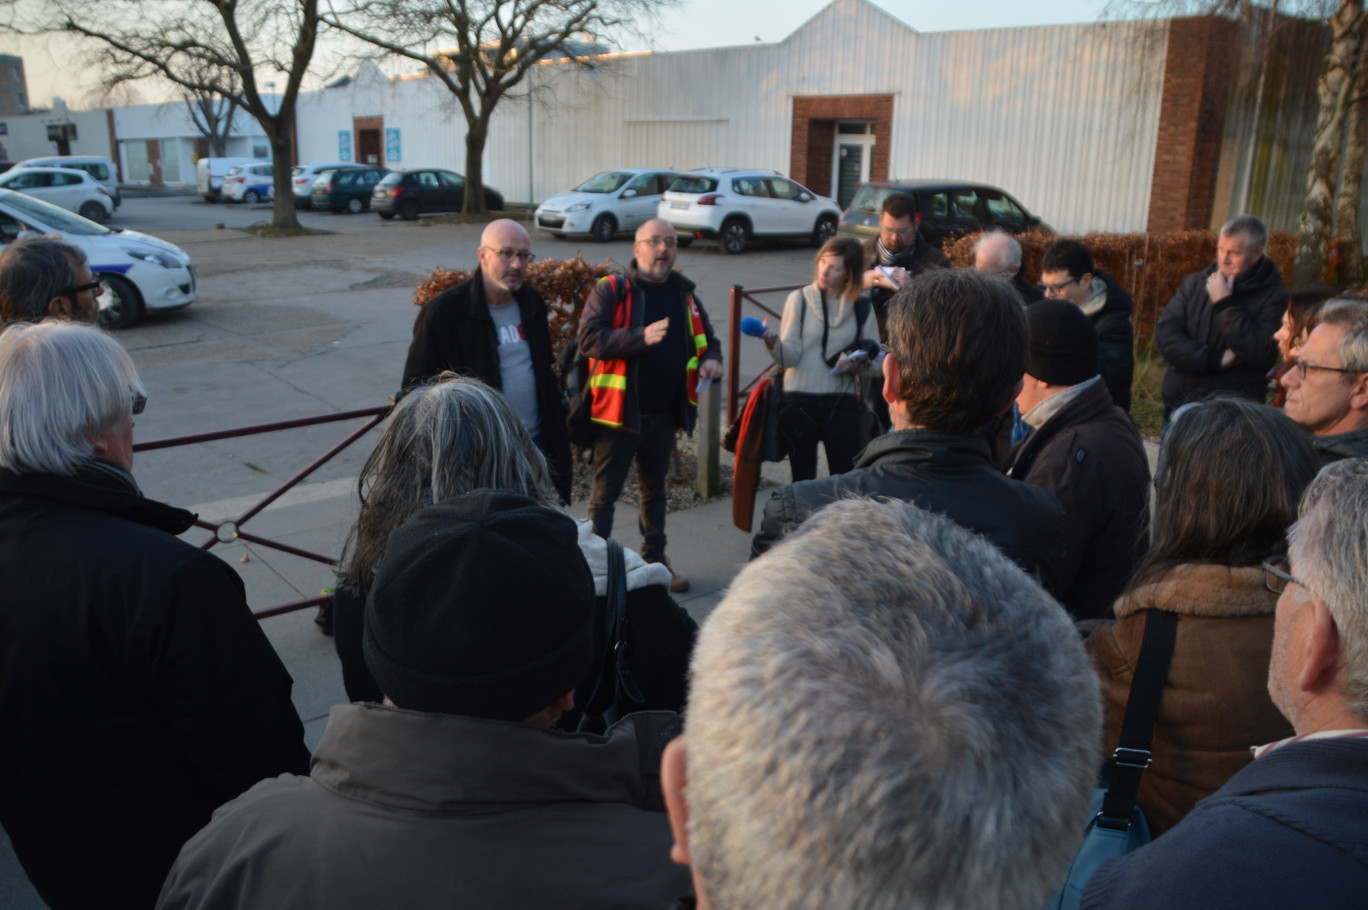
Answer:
[
  {"left": 16, "top": 155, "right": 120, "bottom": 209},
  {"left": 195, "top": 157, "right": 258, "bottom": 202}
]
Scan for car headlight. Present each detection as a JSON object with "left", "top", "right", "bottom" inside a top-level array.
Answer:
[
  {"left": 122, "top": 248, "right": 181, "bottom": 269},
  {"left": 566, "top": 202, "right": 590, "bottom": 212}
]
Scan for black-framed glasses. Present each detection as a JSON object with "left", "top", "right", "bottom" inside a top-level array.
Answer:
[
  {"left": 481, "top": 246, "right": 535, "bottom": 264},
  {"left": 1291, "top": 357, "right": 1359, "bottom": 381},
  {"left": 1038, "top": 276, "right": 1081, "bottom": 293},
  {"left": 1262, "top": 556, "right": 1303, "bottom": 595},
  {"left": 68, "top": 280, "right": 102, "bottom": 296},
  {"left": 131, "top": 391, "right": 147, "bottom": 416}
]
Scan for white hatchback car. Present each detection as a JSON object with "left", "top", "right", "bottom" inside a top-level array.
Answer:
[
  {"left": 658, "top": 168, "right": 842, "bottom": 254},
  {"left": 535, "top": 169, "right": 680, "bottom": 243},
  {"left": 222, "top": 162, "right": 274, "bottom": 204},
  {"left": 0, "top": 188, "right": 195, "bottom": 330},
  {"left": 0, "top": 167, "right": 114, "bottom": 223}
]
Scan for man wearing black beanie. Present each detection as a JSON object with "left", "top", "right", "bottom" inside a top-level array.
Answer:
[
  {"left": 1008, "top": 299, "right": 1151, "bottom": 622},
  {"left": 158, "top": 490, "right": 693, "bottom": 909}
]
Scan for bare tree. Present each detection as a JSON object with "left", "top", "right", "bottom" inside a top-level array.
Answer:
[
  {"left": 1333, "top": 21, "right": 1368, "bottom": 284},
  {"left": 3, "top": 0, "right": 323, "bottom": 230},
  {"left": 182, "top": 68, "right": 242, "bottom": 159},
  {"left": 323, "top": 0, "right": 675, "bottom": 215}
]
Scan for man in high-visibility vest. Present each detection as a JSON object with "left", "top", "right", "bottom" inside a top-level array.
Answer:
[{"left": 577, "top": 218, "right": 723, "bottom": 593}]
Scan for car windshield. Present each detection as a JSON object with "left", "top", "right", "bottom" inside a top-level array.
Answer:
[
  {"left": 848, "top": 184, "right": 899, "bottom": 216},
  {"left": 670, "top": 176, "right": 719, "bottom": 194},
  {"left": 574, "top": 171, "right": 632, "bottom": 194},
  {"left": 0, "top": 191, "right": 110, "bottom": 236},
  {"left": 376, "top": 173, "right": 403, "bottom": 188}
]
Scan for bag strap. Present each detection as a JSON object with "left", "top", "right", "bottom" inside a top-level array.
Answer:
[
  {"left": 579, "top": 539, "right": 642, "bottom": 730},
  {"left": 1096, "top": 609, "right": 1178, "bottom": 830}
]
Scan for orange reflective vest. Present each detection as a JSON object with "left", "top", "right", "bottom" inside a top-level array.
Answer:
[{"left": 588, "top": 275, "right": 709, "bottom": 430}]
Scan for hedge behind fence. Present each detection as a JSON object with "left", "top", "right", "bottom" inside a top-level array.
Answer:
[{"left": 942, "top": 230, "right": 1297, "bottom": 347}]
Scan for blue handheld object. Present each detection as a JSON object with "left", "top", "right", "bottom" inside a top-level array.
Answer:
[{"left": 740, "top": 316, "right": 767, "bottom": 337}]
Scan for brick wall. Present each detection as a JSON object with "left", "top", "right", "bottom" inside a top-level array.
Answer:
[{"left": 791, "top": 95, "right": 894, "bottom": 192}]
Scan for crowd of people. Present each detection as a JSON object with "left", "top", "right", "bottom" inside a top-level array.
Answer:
[{"left": 0, "top": 196, "right": 1366, "bottom": 909}]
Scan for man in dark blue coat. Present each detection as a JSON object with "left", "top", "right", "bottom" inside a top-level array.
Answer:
[{"left": 1083, "top": 459, "right": 1368, "bottom": 910}]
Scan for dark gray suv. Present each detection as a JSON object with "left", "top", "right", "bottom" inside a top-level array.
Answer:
[{"left": 837, "top": 180, "right": 1051, "bottom": 248}]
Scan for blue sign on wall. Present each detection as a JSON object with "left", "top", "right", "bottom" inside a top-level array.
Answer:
[
  {"left": 385, "top": 128, "right": 401, "bottom": 163},
  {"left": 338, "top": 130, "right": 352, "bottom": 161}
]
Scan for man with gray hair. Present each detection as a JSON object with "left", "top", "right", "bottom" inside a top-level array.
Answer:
[
  {"left": 1084, "top": 459, "right": 1368, "bottom": 908},
  {"left": 0, "top": 321, "right": 308, "bottom": 909},
  {"left": 975, "top": 229, "right": 1042, "bottom": 303},
  {"left": 1280, "top": 298, "right": 1368, "bottom": 465},
  {"left": 663, "top": 497, "right": 1101, "bottom": 910},
  {"left": 0, "top": 234, "right": 104, "bottom": 324},
  {"left": 1154, "top": 214, "right": 1286, "bottom": 420}
]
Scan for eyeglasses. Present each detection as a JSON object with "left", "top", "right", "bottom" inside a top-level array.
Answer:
[
  {"left": 637, "top": 237, "right": 678, "bottom": 248},
  {"left": 131, "top": 391, "right": 147, "bottom": 416},
  {"left": 1262, "top": 556, "right": 1304, "bottom": 595},
  {"left": 481, "top": 246, "right": 535, "bottom": 264},
  {"left": 68, "top": 280, "right": 102, "bottom": 296},
  {"left": 880, "top": 226, "right": 914, "bottom": 236},
  {"left": 1038, "top": 276, "right": 1081, "bottom": 293},
  {"left": 1291, "top": 357, "right": 1359, "bottom": 381}
]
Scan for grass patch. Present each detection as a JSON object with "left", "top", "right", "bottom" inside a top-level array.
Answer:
[
  {"left": 236, "top": 223, "right": 332, "bottom": 238},
  {"left": 1131, "top": 344, "right": 1164, "bottom": 437}
]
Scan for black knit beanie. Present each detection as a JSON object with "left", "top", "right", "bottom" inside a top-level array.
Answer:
[
  {"left": 363, "top": 489, "right": 594, "bottom": 721},
  {"left": 1026, "top": 299, "right": 1099, "bottom": 386}
]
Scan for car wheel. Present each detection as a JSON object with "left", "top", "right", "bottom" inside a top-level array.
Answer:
[
  {"left": 720, "top": 219, "right": 749, "bottom": 255},
  {"left": 244, "top": 189, "right": 260, "bottom": 205},
  {"left": 591, "top": 214, "right": 616, "bottom": 243},
  {"left": 97, "top": 274, "right": 142, "bottom": 331},
  {"left": 399, "top": 199, "right": 420, "bottom": 221},
  {"left": 379, "top": 211, "right": 396, "bottom": 220},
  {"left": 676, "top": 236, "right": 693, "bottom": 248},
  {"left": 79, "top": 201, "right": 107, "bottom": 223},
  {"left": 812, "top": 215, "right": 837, "bottom": 246},
  {"left": 346, "top": 196, "right": 364, "bottom": 214}
]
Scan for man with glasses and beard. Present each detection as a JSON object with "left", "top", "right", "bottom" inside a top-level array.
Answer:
[
  {"left": 402, "top": 218, "right": 573, "bottom": 505},
  {"left": 577, "top": 218, "right": 723, "bottom": 594},
  {"left": 1279, "top": 298, "right": 1368, "bottom": 466},
  {"left": 0, "top": 234, "right": 104, "bottom": 325},
  {"left": 859, "top": 192, "right": 948, "bottom": 319}
]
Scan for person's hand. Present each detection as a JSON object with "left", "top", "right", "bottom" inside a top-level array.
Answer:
[
  {"left": 1221, "top": 348, "right": 1237, "bottom": 369},
  {"left": 698, "top": 359, "right": 724, "bottom": 380},
  {"left": 644, "top": 317, "right": 669, "bottom": 345},
  {"left": 761, "top": 326, "right": 778, "bottom": 350},
  {"left": 885, "top": 266, "right": 908, "bottom": 290},
  {"left": 832, "top": 353, "right": 857, "bottom": 374},
  {"left": 862, "top": 267, "right": 905, "bottom": 291},
  {"left": 1206, "top": 271, "right": 1234, "bottom": 304}
]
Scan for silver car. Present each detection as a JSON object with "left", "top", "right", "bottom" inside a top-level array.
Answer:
[{"left": 535, "top": 169, "right": 680, "bottom": 243}]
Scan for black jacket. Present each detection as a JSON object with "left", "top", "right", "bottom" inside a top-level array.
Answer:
[
  {"left": 861, "top": 233, "right": 950, "bottom": 317},
  {"left": 0, "top": 464, "right": 309, "bottom": 910},
  {"left": 1092, "top": 270, "right": 1136, "bottom": 413},
  {"left": 751, "top": 429, "right": 1066, "bottom": 594},
  {"left": 401, "top": 269, "right": 573, "bottom": 503},
  {"left": 1312, "top": 426, "right": 1368, "bottom": 468},
  {"left": 1008, "top": 379, "right": 1150, "bottom": 620},
  {"left": 1154, "top": 257, "right": 1287, "bottom": 418}
]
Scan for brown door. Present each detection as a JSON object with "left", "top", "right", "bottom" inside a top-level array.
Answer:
[{"left": 357, "top": 130, "right": 381, "bottom": 166}]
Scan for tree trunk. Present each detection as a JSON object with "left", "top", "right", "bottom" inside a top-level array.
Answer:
[
  {"left": 266, "top": 126, "right": 301, "bottom": 230},
  {"left": 210, "top": 133, "right": 227, "bottom": 157},
  {"left": 463, "top": 117, "right": 489, "bottom": 216},
  {"left": 1336, "top": 37, "right": 1368, "bottom": 286},
  {"left": 1294, "top": 0, "right": 1364, "bottom": 288}
]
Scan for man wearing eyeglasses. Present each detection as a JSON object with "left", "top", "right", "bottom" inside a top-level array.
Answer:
[
  {"left": 1084, "top": 458, "right": 1368, "bottom": 909},
  {"left": 402, "top": 218, "right": 573, "bottom": 504},
  {"left": 1037, "top": 239, "right": 1134, "bottom": 413},
  {"left": 1280, "top": 298, "right": 1368, "bottom": 466},
  {"left": 0, "top": 234, "right": 103, "bottom": 324},
  {"left": 1153, "top": 214, "right": 1287, "bottom": 422},
  {"left": 578, "top": 218, "right": 723, "bottom": 593},
  {"left": 859, "top": 193, "right": 948, "bottom": 318}
]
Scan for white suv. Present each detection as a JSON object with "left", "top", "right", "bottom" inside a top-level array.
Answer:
[{"left": 658, "top": 168, "right": 841, "bottom": 254}]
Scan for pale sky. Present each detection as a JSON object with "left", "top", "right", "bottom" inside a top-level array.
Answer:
[{"left": 3, "top": 0, "right": 1112, "bottom": 111}]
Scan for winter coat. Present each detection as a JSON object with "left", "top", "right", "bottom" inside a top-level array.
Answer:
[
  {"left": 576, "top": 263, "right": 722, "bottom": 435},
  {"left": 1083, "top": 738, "right": 1368, "bottom": 910},
  {"left": 1154, "top": 257, "right": 1288, "bottom": 417},
  {"left": 0, "top": 463, "right": 309, "bottom": 910},
  {"left": 1009, "top": 378, "right": 1150, "bottom": 620},
  {"left": 157, "top": 705, "right": 694, "bottom": 910},
  {"left": 751, "top": 429, "right": 1066, "bottom": 595},
  {"left": 1312, "top": 425, "right": 1368, "bottom": 467},
  {"left": 400, "top": 268, "right": 573, "bottom": 503},
  {"left": 1089, "top": 270, "right": 1136, "bottom": 413},
  {"left": 1085, "top": 564, "right": 1293, "bottom": 837}
]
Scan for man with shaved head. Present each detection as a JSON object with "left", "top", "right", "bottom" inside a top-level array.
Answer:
[
  {"left": 402, "top": 218, "right": 572, "bottom": 504},
  {"left": 577, "top": 218, "right": 723, "bottom": 593}
]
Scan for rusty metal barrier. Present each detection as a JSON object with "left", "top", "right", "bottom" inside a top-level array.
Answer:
[
  {"left": 133, "top": 404, "right": 393, "bottom": 619},
  {"left": 727, "top": 283, "right": 804, "bottom": 427}
]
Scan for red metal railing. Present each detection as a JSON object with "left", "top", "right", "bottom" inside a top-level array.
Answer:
[
  {"left": 133, "top": 405, "right": 393, "bottom": 619},
  {"left": 727, "top": 283, "right": 804, "bottom": 427}
]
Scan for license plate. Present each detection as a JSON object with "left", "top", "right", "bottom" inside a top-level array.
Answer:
[{"left": 670, "top": 202, "right": 689, "bottom": 211}]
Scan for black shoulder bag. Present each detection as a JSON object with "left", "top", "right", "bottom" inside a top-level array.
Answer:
[{"left": 577, "top": 538, "right": 648, "bottom": 734}]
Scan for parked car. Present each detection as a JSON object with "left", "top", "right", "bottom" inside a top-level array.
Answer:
[
  {"left": 370, "top": 169, "right": 504, "bottom": 221},
  {"left": 535, "top": 168, "right": 680, "bottom": 242},
  {"left": 0, "top": 167, "right": 114, "bottom": 223},
  {"left": 195, "top": 156, "right": 259, "bottom": 202},
  {"left": 222, "top": 162, "right": 274, "bottom": 204},
  {"left": 0, "top": 188, "right": 195, "bottom": 330},
  {"left": 291, "top": 161, "right": 359, "bottom": 208},
  {"left": 311, "top": 166, "right": 388, "bottom": 213},
  {"left": 16, "top": 155, "right": 121, "bottom": 209},
  {"left": 836, "top": 179, "right": 1053, "bottom": 248},
  {"left": 658, "top": 168, "right": 841, "bottom": 255}
]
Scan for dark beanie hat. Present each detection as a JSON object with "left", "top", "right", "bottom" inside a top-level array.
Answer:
[
  {"left": 1026, "top": 299, "right": 1099, "bottom": 386},
  {"left": 363, "top": 489, "right": 594, "bottom": 721}
]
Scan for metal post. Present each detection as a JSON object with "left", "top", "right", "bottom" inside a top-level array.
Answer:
[{"left": 695, "top": 381, "right": 721, "bottom": 500}]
